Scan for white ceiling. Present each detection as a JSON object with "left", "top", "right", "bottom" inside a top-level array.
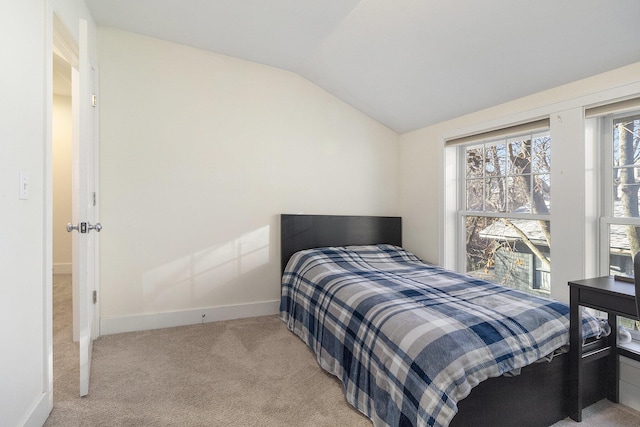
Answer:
[{"left": 85, "top": 0, "right": 640, "bottom": 134}]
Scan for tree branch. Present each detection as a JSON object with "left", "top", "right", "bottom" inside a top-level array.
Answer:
[{"left": 501, "top": 218, "right": 551, "bottom": 271}]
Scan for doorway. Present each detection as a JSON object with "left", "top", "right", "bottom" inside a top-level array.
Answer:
[{"left": 52, "top": 49, "right": 77, "bottom": 402}]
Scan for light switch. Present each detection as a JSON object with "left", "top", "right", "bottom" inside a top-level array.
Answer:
[{"left": 19, "top": 171, "right": 29, "bottom": 200}]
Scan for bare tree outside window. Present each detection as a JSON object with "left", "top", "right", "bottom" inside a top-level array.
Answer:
[
  {"left": 464, "top": 132, "right": 551, "bottom": 296},
  {"left": 612, "top": 116, "right": 640, "bottom": 258}
]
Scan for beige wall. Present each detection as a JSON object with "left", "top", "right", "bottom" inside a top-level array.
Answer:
[
  {"left": 53, "top": 94, "right": 73, "bottom": 272},
  {"left": 98, "top": 27, "right": 399, "bottom": 329}
]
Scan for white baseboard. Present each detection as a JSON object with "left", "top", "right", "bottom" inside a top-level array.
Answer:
[
  {"left": 620, "top": 380, "right": 640, "bottom": 413},
  {"left": 100, "top": 300, "right": 281, "bottom": 335},
  {"left": 52, "top": 263, "right": 72, "bottom": 275},
  {"left": 21, "top": 391, "right": 52, "bottom": 427},
  {"left": 620, "top": 355, "right": 640, "bottom": 412}
]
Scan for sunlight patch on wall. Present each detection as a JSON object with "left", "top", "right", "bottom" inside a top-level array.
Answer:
[{"left": 142, "top": 225, "right": 270, "bottom": 310}]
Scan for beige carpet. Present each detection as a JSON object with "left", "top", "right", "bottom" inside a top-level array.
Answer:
[{"left": 46, "top": 275, "right": 640, "bottom": 426}]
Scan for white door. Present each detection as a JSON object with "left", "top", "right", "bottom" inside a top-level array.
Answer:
[{"left": 68, "top": 19, "right": 100, "bottom": 397}]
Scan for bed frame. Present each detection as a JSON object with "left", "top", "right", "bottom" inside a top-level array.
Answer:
[
  {"left": 280, "top": 214, "right": 606, "bottom": 427},
  {"left": 281, "top": 214, "right": 402, "bottom": 273}
]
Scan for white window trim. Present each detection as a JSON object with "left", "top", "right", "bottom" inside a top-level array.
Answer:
[{"left": 584, "top": 117, "right": 601, "bottom": 280}]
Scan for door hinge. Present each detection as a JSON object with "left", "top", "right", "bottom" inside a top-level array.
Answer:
[
  {"left": 92, "top": 192, "right": 97, "bottom": 206},
  {"left": 92, "top": 290, "right": 97, "bottom": 304},
  {"left": 91, "top": 94, "right": 97, "bottom": 107}
]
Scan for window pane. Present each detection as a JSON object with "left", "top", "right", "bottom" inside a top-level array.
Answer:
[
  {"left": 607, "top": 223, "right": 640, "bottom": 338},
  {"left": 507, "top": 138, "right": 531, "bottom": 175},
  {"left": 507, "top": 175, "right": 531, "bottom": 213},
  {"left": 466, "top": 146, "right": 484, "bottom": 178},
  {"left": 613, "top": 166, "right": 640, "bottom": 218},
  {"left": 534, "top": 174, "right": 551, "bottom": 213},
  {"left": 485, "top": 177, "right": 505, "bottom": 212},
  {"left": 613, "top": 117, "right": 640, "bottom": 167},
  {"left": 608, "top": 224, "right": 640, "bottom": 275},
  {"left": 612, "top": 118, "right": 640, "bottom": 218},
  {"left": 466, "top": 179, "right": 484, "bottom": 211},
  {"left": 465, "top": 216, "right": 551, "bottom": 296},
  {"left": 485, "top": 143, "right": 506, "bottom": 177},
  {"left": 533, "top": 134, "right": 551, "bottom": 174}
]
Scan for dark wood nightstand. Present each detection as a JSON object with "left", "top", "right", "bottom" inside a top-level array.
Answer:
[{"left": 568, "top": 276, "right": 639, "bottom": 422}]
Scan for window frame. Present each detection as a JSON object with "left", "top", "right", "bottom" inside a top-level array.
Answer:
[
  {"left": 598, "top": 111, "right": 640, "bottom": 275},
  {"left": 597, "top": 109, "right": 640, "bottom": 342}
]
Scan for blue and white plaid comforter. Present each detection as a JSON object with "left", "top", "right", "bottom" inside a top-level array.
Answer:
[{"left": 280, "top": 245, "right": 604, "bottom": 427}]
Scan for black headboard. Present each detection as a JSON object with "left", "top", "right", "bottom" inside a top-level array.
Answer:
[{"left": 280, "top": 214, "right": 402, "bottom": 273}]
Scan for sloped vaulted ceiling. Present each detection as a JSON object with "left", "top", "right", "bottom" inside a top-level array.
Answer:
[{"left": 86, "top": 0, "right": 640, "bottom": 134}]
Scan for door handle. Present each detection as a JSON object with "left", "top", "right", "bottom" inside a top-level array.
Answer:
[
  {"left": 67, "top": 222, "right": 102, "bottom": 233},
  {"left": 88, "top": 222, "right": 102, "bottom": 232}
]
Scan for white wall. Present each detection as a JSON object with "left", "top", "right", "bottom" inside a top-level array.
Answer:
[
  {"left": 53, "top": 95, "right": 73, "bottom": 273},
  {"left": 0, "top": 2, "right": 48, "bottom": 425},
  {"left": 0, "top": 1, "right": 96, "bottom": 425},
  {"left": 97, "top": 27, "right": 399, "bottom": 333}
]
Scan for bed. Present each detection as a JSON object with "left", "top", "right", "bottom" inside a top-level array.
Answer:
[{"left": 279, "top": 214, "right": 608, "bottom": 427}]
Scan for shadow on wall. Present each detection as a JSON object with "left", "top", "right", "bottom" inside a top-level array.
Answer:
[{"left": 141, "top": 225, "right": 270, "bottom": 310}]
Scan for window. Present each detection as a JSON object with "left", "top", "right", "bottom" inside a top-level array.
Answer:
[
  {"left": 460, "top": 129, "right": 551, "bottom": 296},
  {"left": 602, "top": 113, "right": 640, "bottom": 273},
  {"left": 599, "top": 111, "right": 640, "bottom": 335}
]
